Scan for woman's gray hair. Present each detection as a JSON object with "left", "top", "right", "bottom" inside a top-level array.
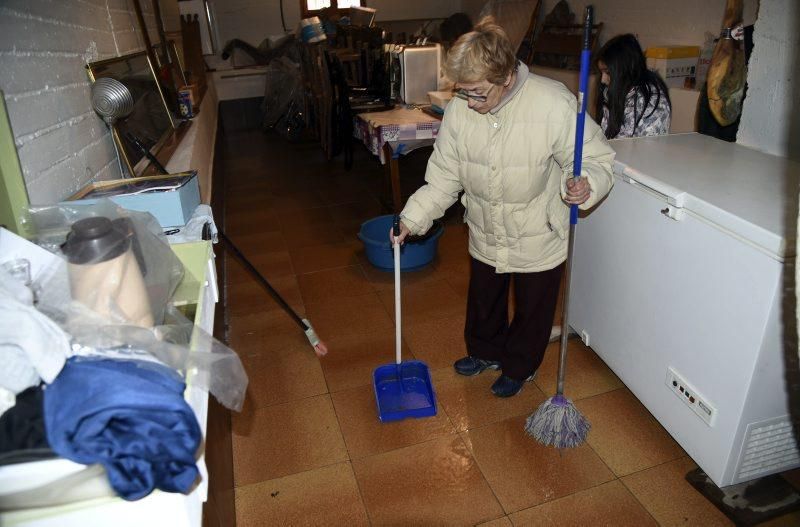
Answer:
[{"left": 445, "top": 17, "right": 517, "bottom": 85}]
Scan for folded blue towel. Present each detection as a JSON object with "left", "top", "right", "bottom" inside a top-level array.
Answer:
[{"left": 44, "top": 358, "right": 201, "bottom": 500}]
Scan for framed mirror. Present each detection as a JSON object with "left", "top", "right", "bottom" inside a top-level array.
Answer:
[
  {"left": 153, "top": 39, "right": 190, "bottom": 97},
  {"left": 87, "top": 52, "right": 176, "bottom": 177}
]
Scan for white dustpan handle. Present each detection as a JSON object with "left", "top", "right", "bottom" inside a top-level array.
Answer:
[{"left": 394, "top": 240, "right": 402, "bottom": 365}]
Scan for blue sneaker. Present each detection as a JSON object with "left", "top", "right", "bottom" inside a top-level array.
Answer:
[
  {"left": 490, "top": 373, "right": 536, "bottom": 397},
  {"left": 453, "top": 356, "right": 501, "bottom": 376}
]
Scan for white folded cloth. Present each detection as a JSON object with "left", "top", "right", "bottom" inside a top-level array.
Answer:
[{"left": 0, "top": 291, "right": 71, "bottom": 395}]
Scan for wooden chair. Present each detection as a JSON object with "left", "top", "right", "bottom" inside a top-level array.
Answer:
[
  {"left": 531, "top": 22, "right": 603, "bottom": 70},
  {"left": 298, "top": 41, "right": 334, "bottom": 158}
]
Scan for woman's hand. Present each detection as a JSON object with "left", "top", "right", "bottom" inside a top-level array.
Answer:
[
  {"left": 565, "top": 177, "right": 592, "bottom": 205},
  {"left": 389, "top": 221, "right": 411, "bottom": 245}
]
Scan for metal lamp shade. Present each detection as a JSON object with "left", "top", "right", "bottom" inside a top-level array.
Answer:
[{"left": 91, "top": 77, "right": 134, "bottom": 124}]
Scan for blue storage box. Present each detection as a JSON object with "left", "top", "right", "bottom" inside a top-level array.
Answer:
[{"left": 64, "top": 171, "right": 200, "bottom": 228}]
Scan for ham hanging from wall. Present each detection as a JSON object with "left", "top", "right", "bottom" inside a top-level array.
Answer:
[{"left": 707, "top": 0, "right": 747, "bottom": 126}]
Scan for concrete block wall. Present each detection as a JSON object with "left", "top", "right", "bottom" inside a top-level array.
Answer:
[
  {"left": 737, "top": 0, "right": 799, "bottom": 160},
  {"left": 0, "top": 0, "right": 162, "bottom": 205}
]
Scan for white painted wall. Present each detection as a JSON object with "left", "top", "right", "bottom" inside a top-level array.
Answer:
[
  {"left": 211, "top": 0, "right": 300, "bottom": 50},
  {"left": 737, "top": 0, "right": 799, "bottom": 160},
  {"left": 0, "top": 0, "right": 167, "bottom": 205}
]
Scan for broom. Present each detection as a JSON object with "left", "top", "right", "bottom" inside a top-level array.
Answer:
[
  {"left": 524, "top": 5, "right": 594, "bottom": 448},
  {"left": 218, "top": 231, "right": 328, "bottom": 357}
]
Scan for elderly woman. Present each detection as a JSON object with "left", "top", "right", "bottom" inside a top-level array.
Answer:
[{"left": 392, "top": 20, "right": 615, "bottom": 397}]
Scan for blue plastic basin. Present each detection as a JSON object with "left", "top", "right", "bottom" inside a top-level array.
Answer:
[{"left": 358, "top": 215, "right": 443, "bottom": 271}]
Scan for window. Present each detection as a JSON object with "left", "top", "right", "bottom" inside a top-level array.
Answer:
[{"left": 301, "top": 0, "right": 365, "bottom": 17}]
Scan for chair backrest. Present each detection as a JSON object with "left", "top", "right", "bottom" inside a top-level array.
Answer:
[{"left": 532, "top": 22, "right": 603, "bottom": 70}]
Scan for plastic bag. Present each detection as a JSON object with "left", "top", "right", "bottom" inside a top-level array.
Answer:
[
  {"left": 21, "top": 200, "right": 184, "bottom": 327},
  {"left": 64, "top": 306, "right": 247, "bottom": 411},
  {"left": 261, "top": 57, "right": 305, "bottom": 141},
  {"left": 18, "top": 201, "right": 248, "bottom": 411}
]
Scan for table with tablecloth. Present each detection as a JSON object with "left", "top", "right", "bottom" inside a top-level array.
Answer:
[{"left": 354, "top": 106, "right": 442, "bottom": 211}]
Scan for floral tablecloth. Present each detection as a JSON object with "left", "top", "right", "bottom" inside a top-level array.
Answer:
[{"left": 354, "top": 107, "right": 442, "bottom": 164}]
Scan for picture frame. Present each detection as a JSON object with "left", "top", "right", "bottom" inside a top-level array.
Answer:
[
  {"left": 152, "top": 39, "right": 189, "bottom": 89},
  {"left": 87, "top": 51, "right": 177, "bottom": 178}
]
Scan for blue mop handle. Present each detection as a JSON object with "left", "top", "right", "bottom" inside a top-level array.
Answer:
[{"left": 570, "top": 6, "right": 594, "bottom": 225}]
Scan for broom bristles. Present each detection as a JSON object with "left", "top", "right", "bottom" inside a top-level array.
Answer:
[{"left": 525, "top": 394, "right": 590, "bottom": 448}]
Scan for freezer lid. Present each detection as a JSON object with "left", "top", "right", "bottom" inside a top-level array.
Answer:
[{"left": 610, "top": 133, "right": 799, "bottom": 260}]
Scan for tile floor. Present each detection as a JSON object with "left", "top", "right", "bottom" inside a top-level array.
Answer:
[{"left": 221, "top": 130, "right": 800, "bottom": 526}]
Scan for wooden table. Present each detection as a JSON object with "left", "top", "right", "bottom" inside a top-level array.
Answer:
[{"left": 354, "top": 106, "right": 442, "bottom": 212}]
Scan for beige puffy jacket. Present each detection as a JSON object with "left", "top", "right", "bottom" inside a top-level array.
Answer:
[{"left": 401, "top": 65, "right": 616, "bottom": 273}]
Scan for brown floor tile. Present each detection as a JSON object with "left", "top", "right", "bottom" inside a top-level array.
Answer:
[
  {"left": 251, "top": 188, "right": 329, "bottom": 214},
  {"left": 280, "top": 219, "right": 346, "bottom": 250},
  {"left": 444, "top": 272, "right": 471, "bottom": 300},
  {"left": 377, "top": 279, "right": 465, "bottom": 326},
  {"left": 319, "top": 329, "right": 412, "bottom": 392},
  {"left": 431, "top": 236, "right": 472, "bottom": 277},
  {"left": 622, "top": 457, "right": 733, "bottom": 526},
  {"left": 289, "top": 241, "right": 361, "bottom": 275},
  {"left": 223, "top": 229, "right": 287, "bottom": 253},
  {"left": 352, "top": 435, "right": 504, "bottom": 526},
  {"left": 432, "top": 367, "right": 547, "bottom": 432},
  {"left": 576, "top": 388, "right": 685, "bottom": 477},
  {"left": 224, "top": 208, "right": 282, "bottom": 236},
  {"left": 462, "top": 415, "right": 615, "bottom": 513},
  {"left": 358, "top": 249, "right": 444, "bottom": 292},
  {"left": 234, "top": 462, "right": 369, "bottom": 527},
  {"left": 332, "top": 384, "right": 455, "bottom": 459},
  {"left": 232, "top": 394, "right": 348, "bottom": 486},
  {"left": 329, "top": 199, "right": 384, "bottom": 234},
  {"left": 228, "top": 309, "right": 310, "bottom": 360},
  {"left": 226, "top": 273, "right": 304, "bottom": 317},
  {"left": 313, "top": 180, "right": 371, "bottom": 206},
  {"left": 508, "top": 480, "right": 657, "bottom": 526},
  {"left": 276, "top": 206, "right": 336, "bottom": 230},
  {"left": 478, "top": 517, "right": 513, "bottom": 527},
  {"left": 297, "top": 265, "right": 374, "bottom": 303},
  {"left": 226, "top": 248, "right": 295, "bottom": 281},
  {"left": 435, "top": 223, "right": 469, "bottom": 255},
  {"left": 533, "top": 340, "right": 624, "bottom": 400},
  {"left": 403, "top": 313, "right": 467, "bottom": 370},
  {"left": 240, "top": 343, "right": 328, "bottom": 409},
  {"left": 304, "top": 293, "right": 394, "bottom": 342}
]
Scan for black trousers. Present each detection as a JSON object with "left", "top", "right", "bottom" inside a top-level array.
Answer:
[{"left": 464, "top": 257, "right": 564, "bottom": 381}]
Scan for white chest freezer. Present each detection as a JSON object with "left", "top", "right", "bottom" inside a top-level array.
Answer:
[{"left": 569, "top": 133, "right": 799, "bottom": 487}]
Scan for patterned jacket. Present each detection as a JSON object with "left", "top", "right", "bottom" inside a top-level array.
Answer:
[{"left": 601, "top": 86, "right": 671, "bottom": 138}]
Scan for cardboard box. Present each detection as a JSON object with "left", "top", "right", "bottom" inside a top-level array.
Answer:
[
  {"left": 64, "top": 171, "right": 201, "bottom": 228},
  {"left": 646, "top": 46, "right": 700, "bottom": 88}
]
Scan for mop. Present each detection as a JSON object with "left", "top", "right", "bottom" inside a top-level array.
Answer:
[
  {"left": 524, "top": 5, "right": 594, "bottom": 448},
  {"left": 218, "top": 231, "right": 328, "bottom": 357}
]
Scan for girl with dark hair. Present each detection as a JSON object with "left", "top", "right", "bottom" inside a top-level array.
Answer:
[{"left": 595, "top": 34, "right": 672, "bottom": 139}]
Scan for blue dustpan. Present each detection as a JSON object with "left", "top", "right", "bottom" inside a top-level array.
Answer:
[{"left": 373, "top": 217, "right": 437, "bottom": 422}]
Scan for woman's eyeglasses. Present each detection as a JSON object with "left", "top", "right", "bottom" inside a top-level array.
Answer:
[{"left": 455, "top": 84, "right": 495, "bottom": 103}]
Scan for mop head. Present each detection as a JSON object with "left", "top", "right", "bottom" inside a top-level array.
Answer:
[{"left": 524, "top": 394, "right": 590, "bottom": 448}]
